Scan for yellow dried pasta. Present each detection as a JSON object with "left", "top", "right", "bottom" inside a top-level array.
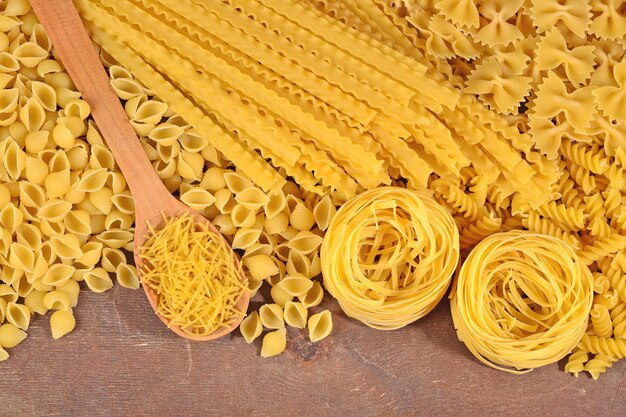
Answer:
[
  {"left": 451, "top": 231, "right": 594, "bottom": 373},
  {"left": 322, "top": 187, "right": 459, "bottom": 329}
]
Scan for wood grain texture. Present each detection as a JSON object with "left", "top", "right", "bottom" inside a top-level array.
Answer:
[{"left": 1, "top": 288, "right": 623, "bottom": 417}]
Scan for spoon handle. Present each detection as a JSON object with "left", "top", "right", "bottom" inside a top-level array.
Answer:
[{"left": 30, "top": 0, "right": 169, "bottom": 205}]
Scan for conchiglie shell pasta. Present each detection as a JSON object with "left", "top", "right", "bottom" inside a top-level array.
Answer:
[
  {"left": 261, "top": 329, "right": 287, "bottom": 357},
  {"left": 200, "top": 167, "right": 226, "bottom": 192},
  {"left": 19, "top": 97, "right": 45, "bottom": 132},
  {"left": 214, "top": 189, "right": 235, "bottom": 214},
  {"left": 116, "top": 263, "right": 139, "bottom": 289},
  {"left": 299, "top": 281, "right": 324, "bottom": 308},
  {"left": 243, "top": 254, "right": 279, "bottom": 281},
  {"left": 0, "top": 203, "right": 23, "bottom": 233},
  {"left": 232, "top": 228, "right": 262, "bottom": 250},
  {"left": 6, "top": 302, "right": 30, "bottom": 330},
  {"left": 235, "top": 187, "right": 269, "bottom": 211},
  {"left": 76, "top": 168, "right": 108, "bottom": 192},
  {"left": 270, "top": 283, "right": 293, "bottom": 307},
  {"left": 57, "top": 279, "right": 80, "bottom": 308},
  {"left": 50, "top": 234, "right": 82, "bottom": 259},
  {"left": 231, "top": 204, "right": 256, "bottom": 228},
  {"left": 240, "top": 311, "right": 263, "bottom": 344},
  {"left": 13, "top": 42, "right": 47, "bottom": 68},
  {"left": 50, "top": 309, "right": 75, "bottom": 339},
  {"left": 224, "top": 171, "right": 253, "bottom": 194},
  {"left": 148, "top": 122, "right": 183, "bottom": 146},
  {"left": 243, "top": 243, "right": 273, "bottom": 260},
  {"left": 0, "top": 323, "right": 27, "bottom": 348},
  {"left": 264, "top": 212, "right": 289, "bottom": 235},
  {"left": 289, "top": 202, "right": 315, "bottom": 231},
  {"left": 101, "top": 248, "right": 126, "bottom": 273},
  {"left": 24, "top": 290, "right": 48, "bottom": 315},
  {"left": 284, "top": 301, "right": 308, "bottom": 329},
  {"left": 96, "top": 229, "right": 133, "bottom": 249},
  {"left": 64, "top": 210, "right": 92, "bottom": 236},
  {"left": 83, "top": 268, "right": 113, "bottom": 293},
  {"left": 313, "top": 196, "right": 336, "bottom": 231},
  {"left": 286, "top": 251, "right": 311, "bottom": 277},
  {"left": 43, "top": 290, "right": 70, "bottom": 311},
  {"left": 212, "top": 214, "right": 236, "bottom": 236},
  {"left": 288, "top": 231, "right": 323, "bottom": 255},
  {"left": 259, "top": 303, "right": 285, "bottom": 329},
  {"left": 41, "top": 263, "right": 75, "bottom": 287},
  {"left": 180, "top": 188, "right": 216, "bottom": 211},
  {"left": 31, "top": 81, "right": 57, "bottom": 111},
  {"left": 15, "top": 223, "right": 41, "bottom": 251},
  {"left": 9, "top": 242, "right": 34, "bottom": 273},
  {"left": 37, "top": 199, "right": 72, "bottom": 222},
  {"left": 308, "top": 310, "right": 333, "bottom": 343},
  {"left": 24, "top": 156, "right": 48, "bottom": 184},
  {"left": 111, "top": 192, "right": 134, "bottom": 214},
  {"left": 276, "top": 275, "right": 313, "bottom": 298}
]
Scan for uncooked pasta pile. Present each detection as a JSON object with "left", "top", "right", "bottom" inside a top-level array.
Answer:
[
  {"left": 1, "top": 0, "right": 625, "bottom": 378},
  {"left": 378, "top": 0, "right": 626, "bottom": 379}
]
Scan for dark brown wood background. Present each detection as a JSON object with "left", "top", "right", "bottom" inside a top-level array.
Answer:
[{"left": 1, "top": 286, "right": 624, "bottom": 417}]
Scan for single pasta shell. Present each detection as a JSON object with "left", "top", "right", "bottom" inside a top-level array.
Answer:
[
  {"left": 41, "top": 263, "right": 75, "bottom": 287},
  {"left": 0, "top": 323, "right": 27, "bottom": 348},
  {"left": 261, "top": 329, "right": 287, "bottom": 358},
  {"left": 284, "top": 301, "right": 308, "bottom": 329},
  {"left": 83, "top": 268, "right": 113, "bottom": 293},
  {"left": 180, "top": 188, "right": 216, "bottom": 211},
  {"left": 299, "top": 281, "right": 324, "bottom": 308},
  {"left": 116, "top": 264, "right": 140, "bottom": 290},
  {"left": 276, "top": 275, "right": 313, "bottom": 298},
  {"left": 24, "top": 290, "right": 48, "bottom": 315},
  {"left": 235, "top": 187, "right": 270, "bottom": 211},
  {"left": 264, "top": 212, "right": 289, "bottom": 235},
  {"left": 286, "top": 251, "right": 311, "bottom": 277},
  {"left": 232, "top": 228, "right": 262, "bottom": 250},
  {"left": 240, "top": 311, "right": 262, "bottom": 344},
  {"left": 43, "top": 290, "right": 71, "bottom": 311},
  {"left": 265, "top": 189, "right": 287, "bottom": 219},
  {"left": 289, "top": 203, "right": 315, "bottom": 231},
  {"left": 50, "top": 234, "right": 83, "bottom": 259},
  {"left": 270, "top": 284, "right": 293, "bottom": 307},
  {"left": 243, "top": 254, "right": 279, "bottom": 281},
  {"left": 57, "top": 279, "right": 80, "bottom": 308},
  {"left": 259, "top": 303, "right": 284, "bottom": 329},
  {"left": 6, "top": 302, "right": 30, "bottom": 331},
  {"left": 231, "top": 205, "right": 256, "bottom": 228},
  {"left": 224, "top": 171, "right": 254, "bottom": 194},
  {"left": 308, "top": 310, "right": 332, "bottom": 343},
  {"left": 243, "top": 243, "right": 273, "bottom": 259},
  {"left": 50, "top": 309, "right": 75, "bottom": 339},
  {"left": 313, "top": 195, "right": 336, "bottom": 231},
  {"left": 287, "top": 231, "right": 323, "bottom": 255},
  {"left": 76, "top": 168, "right": 109, "bottom": 192},
  {"left": 37, "top": 199, "right": 72, "bottom": 222}
]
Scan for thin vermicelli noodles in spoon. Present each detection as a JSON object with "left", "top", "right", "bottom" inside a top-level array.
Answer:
[
  {"left": 139, "top": 213, "right": 248, "bottom": 337},
  {"left": 450, "top": 231, "right": 594, "bottom": 373},
  {"left": 321, "top": 187, "right": 459, "bottom": 330}
]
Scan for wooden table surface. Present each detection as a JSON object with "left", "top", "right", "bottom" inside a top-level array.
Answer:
[{"left": 2, "top": 285, "right": 624, "bottom": 417}]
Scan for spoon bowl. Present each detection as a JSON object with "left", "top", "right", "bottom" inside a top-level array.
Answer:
[
  {"left": 134, "top": 197, "right": 249, "bottom": 341},
  {"left": 31, "top": 0, "right": 250, "bottom": 341}
]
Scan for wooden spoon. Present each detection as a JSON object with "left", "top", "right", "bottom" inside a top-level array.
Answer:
[{"left": 30, "top": 0, "right": 250, "bottom": 341}]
